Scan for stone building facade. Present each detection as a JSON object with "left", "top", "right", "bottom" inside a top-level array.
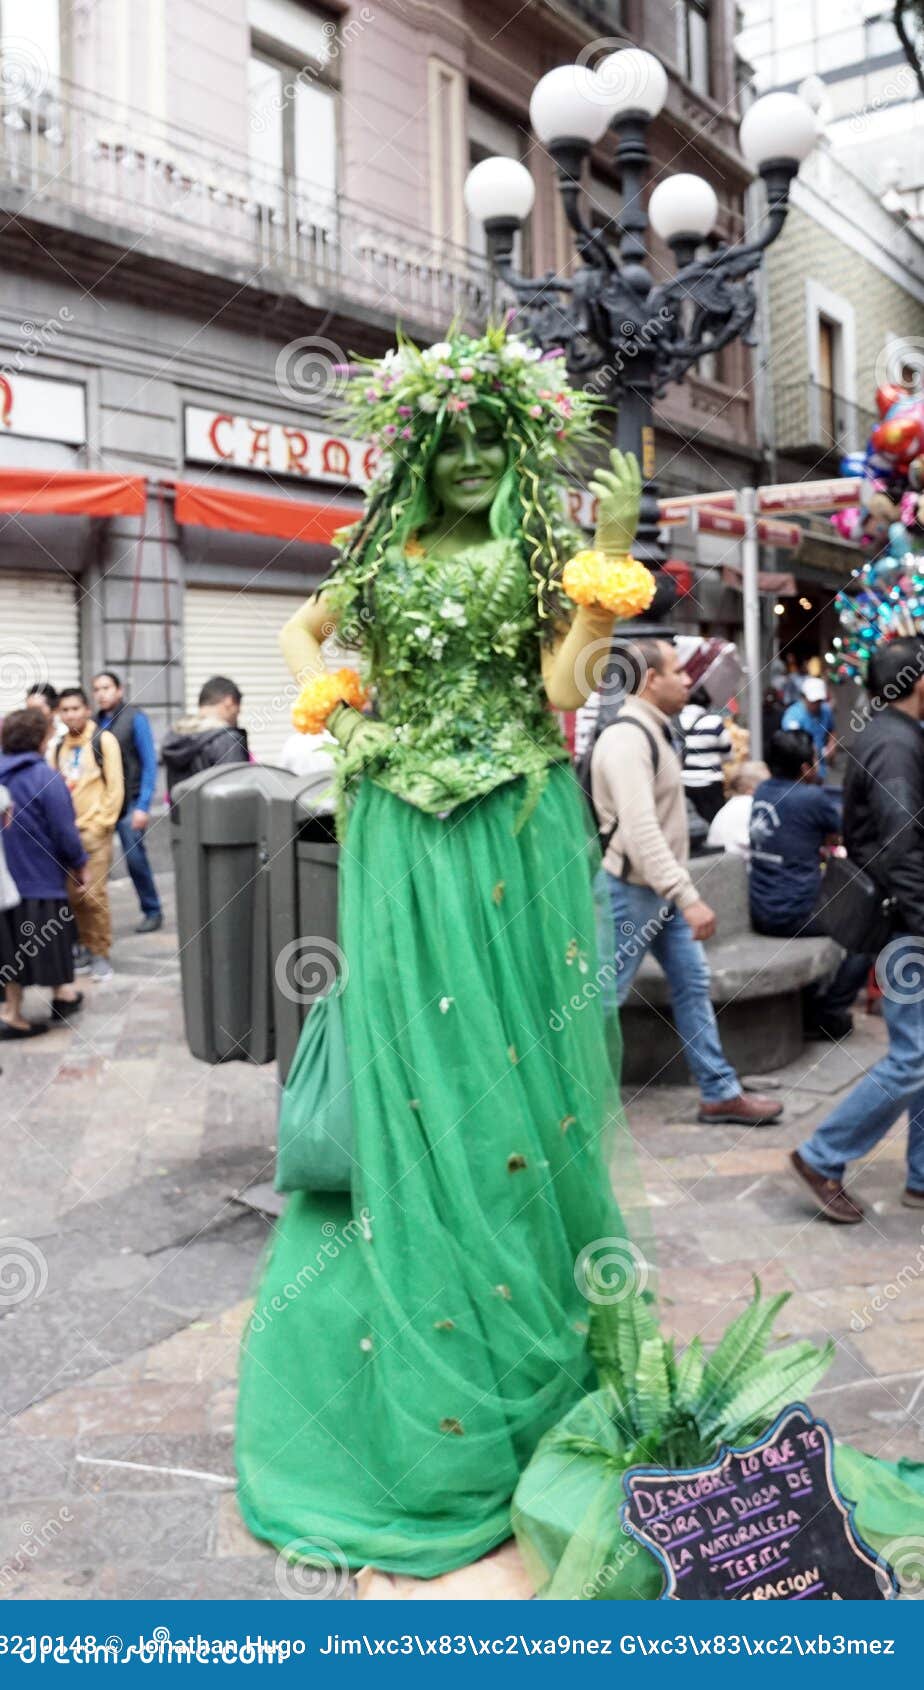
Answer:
[
  {"left": 749, "top": 141, "right": 924, "bottom": 679},
  {"left": 0, "top": 0, "right": 761, "bottom": 756}
]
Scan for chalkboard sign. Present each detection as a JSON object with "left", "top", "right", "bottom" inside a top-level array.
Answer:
[{"left": 621, "top": 1405, "right": 896, "bottom": 1601}]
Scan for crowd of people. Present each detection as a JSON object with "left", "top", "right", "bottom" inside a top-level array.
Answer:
[
  {"left": 584, "top": 628, "right": 924, "bottom": 1227},
  {"left": 0, "top": 671, "right": 251, "bottom": 1040}
]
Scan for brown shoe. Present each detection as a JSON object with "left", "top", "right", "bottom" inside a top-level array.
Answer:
[
  {"left": 790, "top": 1149, "right": 865, "bottom": 1224},
  {"left": 698, "top": 1093, "right": 784, "bottom": 1126},
  {"left": 902, "top": 1186, "right": 924, "bottom": 1209}
]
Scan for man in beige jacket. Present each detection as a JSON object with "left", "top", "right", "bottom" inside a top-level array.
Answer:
[
  {"left": 56, "top": 687, "right": 124, "bottom": 981},
  {"left": 591, "top": 640, "right": 781, "bottom": 1127}
]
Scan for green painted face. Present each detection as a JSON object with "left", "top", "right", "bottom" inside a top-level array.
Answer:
[{"left": 430, "top": 414, "right": 506, "bottom": 516}]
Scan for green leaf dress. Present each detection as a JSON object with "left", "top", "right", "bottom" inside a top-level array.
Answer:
[{"left": 235, "top": 537, "right": 631, "bottom": 1577}]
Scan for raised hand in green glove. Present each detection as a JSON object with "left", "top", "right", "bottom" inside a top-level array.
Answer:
[
  {"left": 328, "top": 703, "right": 393, "bottom": 759},
  {"left": 590, "top": 448, "right": 642, "bottom": 559}
]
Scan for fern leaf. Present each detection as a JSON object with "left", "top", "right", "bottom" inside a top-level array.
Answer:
[
  {"left": 701, "top": 1340, "right": 834, "bottom": 1445},
  {"left": 587, "top": 1302, "right": 626, "bottom": 1394},
  {"left": 672, "top": 1336, "right": 705, "bottom": 1412},
  {"left": 700, "top": 1285, "right": 792, "bottom": 1415},
  {"left": 633, "top": 1336, "right": 671, "bottom": 1437}
]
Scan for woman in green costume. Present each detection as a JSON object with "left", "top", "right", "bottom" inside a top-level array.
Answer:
[{"left": 236, "top": 327, "right": 655, "bottom": 1580}]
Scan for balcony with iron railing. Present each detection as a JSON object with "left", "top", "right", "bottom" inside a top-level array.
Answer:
[
  {"left": 0, "top": 78, "right": 495, "bottom": 333},
  {"left": 774, "top": 380, "right": 878, "bottom": 465}
]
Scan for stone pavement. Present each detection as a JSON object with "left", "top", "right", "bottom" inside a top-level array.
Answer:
[{"left": 2, "top": 872, "right": 922, "bottom": 1600}]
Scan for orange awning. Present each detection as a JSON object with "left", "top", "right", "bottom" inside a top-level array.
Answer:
[
  {"left": 174, "top": 481, "right": 359, "bottom": 545},
  {"left": 0, "top": 468, "right": 147, "bottom": 517}
]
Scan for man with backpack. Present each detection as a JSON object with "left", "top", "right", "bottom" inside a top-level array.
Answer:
[
  {"left": 590, "top": 639, "right": 782, "bottom": 1127},
  {"left": 92, "top": 670, "right": 163, "bottom": 933},
  {"left": 56, "top": 687, "right": 124, "bottom": 981}
]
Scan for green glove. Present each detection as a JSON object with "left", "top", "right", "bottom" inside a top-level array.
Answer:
[
  {"left": 328, "top": 704, "right": 392, "bottom": 757},
  {"left": 590, "top": 448, "right": 642, "bottom": 559}
]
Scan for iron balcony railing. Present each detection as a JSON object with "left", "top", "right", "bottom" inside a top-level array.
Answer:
[
  {"left": 0, "top": 78, "right": 495, "bottom": 331},
  {"left": 774, "top": 380, "right": 878, "bottom": 461}
]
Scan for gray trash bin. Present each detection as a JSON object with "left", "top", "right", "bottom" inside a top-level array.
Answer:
[
  {"left": 171, "top": 762, "right": 306, "bottom": 1065},
  {"left": 267, "top": 768, "right": 340, "bottom": 1083}
]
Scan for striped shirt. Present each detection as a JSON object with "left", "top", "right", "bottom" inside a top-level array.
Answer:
[{"left": 679, "top": 703, "right": 733, "bottom": 790}]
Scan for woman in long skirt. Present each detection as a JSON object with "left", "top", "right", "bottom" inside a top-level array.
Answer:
[{"left": 236, "top": 327, "right": 654, "bottom": 1578}]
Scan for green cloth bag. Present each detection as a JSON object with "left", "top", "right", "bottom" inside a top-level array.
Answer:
[{"left": 274, "top": 989, "right": 354, "bottom": 1193}]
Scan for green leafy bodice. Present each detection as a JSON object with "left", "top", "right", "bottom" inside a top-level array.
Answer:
[{"left": 332, "top": 537, "right": 568, "bottom": 822}]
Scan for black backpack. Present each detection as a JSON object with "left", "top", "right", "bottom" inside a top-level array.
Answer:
[{"left": 576, "top": 711, "right": 663, "bottom": 853}]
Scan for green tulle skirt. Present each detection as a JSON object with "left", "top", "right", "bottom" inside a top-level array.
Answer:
[{"left": 236, "top": 763, "right": 632, "bottom": 1577}]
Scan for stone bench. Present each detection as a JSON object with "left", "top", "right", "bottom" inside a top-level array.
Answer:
[{"left": 618, "top": 851, "right": 843, "bottom": 1084}]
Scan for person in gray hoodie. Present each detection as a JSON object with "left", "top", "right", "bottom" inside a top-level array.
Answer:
[{"left": 161, "top": 676, "right": 250, "bottom": 797}]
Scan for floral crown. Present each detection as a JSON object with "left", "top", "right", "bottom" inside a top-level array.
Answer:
[{"left": 337, "top": 323, "right": 603, "bottom": 476}]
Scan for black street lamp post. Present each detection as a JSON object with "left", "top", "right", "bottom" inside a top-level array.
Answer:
[{"left": 464, "top": 52, "right": 817, "bottom": 620}]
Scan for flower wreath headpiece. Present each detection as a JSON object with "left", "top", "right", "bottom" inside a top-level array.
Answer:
[{"left": 325, "top": 323, "right": 607, "bottom": 636}]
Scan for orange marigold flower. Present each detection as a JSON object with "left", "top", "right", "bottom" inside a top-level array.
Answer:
[
  {"left": 292, "top": 668, "right": 367, "bottom": 735},
  {"left": 562, "top": 549, "right": 656, "bottom": 621}
]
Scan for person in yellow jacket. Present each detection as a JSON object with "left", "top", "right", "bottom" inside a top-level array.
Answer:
[{"left": 55, "top": 687, "right": 124, "bottom": 981}]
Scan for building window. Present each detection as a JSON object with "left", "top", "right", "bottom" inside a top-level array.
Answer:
[
  {"left": 0, "top": 0, "right": 61, "bottom": 119},
  {"left": 0, "top": 0, "right": 60, "bottom": 78},
  {"left": 467, "top": 96, "right": 531, "bottom": 266},
  {"left": 677, "top": 0, "right": 711, "bottom": 96},
  {"left": 247, "top": 0, "right": 338, "bottom": 217}
]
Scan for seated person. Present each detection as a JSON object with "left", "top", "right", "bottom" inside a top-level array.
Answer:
[
  {"left": 707, "top": 760, "right": 769, "bottom": 860},
  {"left": 749, "top": 729, "right": 869, "bottom": 1039}
]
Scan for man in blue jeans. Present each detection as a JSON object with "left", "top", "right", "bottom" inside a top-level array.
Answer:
[
  {"left": 92, "top": 671, "right": 163, "bottom": 933},
  {"left": 791, "top": 635, "right": 924, "bottom": 1222},
  {"left": 591, "top": 639, "right": 782, "bottom": 1127}
]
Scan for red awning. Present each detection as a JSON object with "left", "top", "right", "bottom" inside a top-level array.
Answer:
[
  {"left": 174, "top": 481, "right": 359, "bottom": 545},
  {"left": 0, "top": 468, "right": 146, "bottom": 517}
]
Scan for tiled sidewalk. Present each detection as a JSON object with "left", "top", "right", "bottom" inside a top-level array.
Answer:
[{"left": 2, "top": 889, "right": 922, "bottom": 1599}]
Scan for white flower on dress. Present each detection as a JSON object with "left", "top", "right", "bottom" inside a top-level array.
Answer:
[
  {"left": 414, "top": 624, "right": 433, "bottom": 641},
  {"left": 439, "top": 996, "right": 455, "bottom": 1014},
  {"left": 439, "top": 599, "right": 466, "bottom": 624}
]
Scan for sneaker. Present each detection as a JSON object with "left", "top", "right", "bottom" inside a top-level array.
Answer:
[
  {"left": 698, "top": 1093, "right": 784, "bottom": 1127},
  {"left": 789, "top": 1149, "right": 865, "bottom": 1224},
  {"left": 89, "top": 956, "right": 114, "bottom": 982},
  {"left": 902, "top": 1187, "right": 924, "bottom": 1209},
  {"left": 135, "top": 913, "right": 163, "bottom": 934},
  {"left": 74, "top": 949, "right": 92, "bottom": 975}
]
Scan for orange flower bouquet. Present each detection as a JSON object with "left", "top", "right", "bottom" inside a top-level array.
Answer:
[
  {"left": 292, "top": 668, "right": 367, "bottom": 735},
  {"left": 562, "top": 549, "right": 656, "bottom": 621}
]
